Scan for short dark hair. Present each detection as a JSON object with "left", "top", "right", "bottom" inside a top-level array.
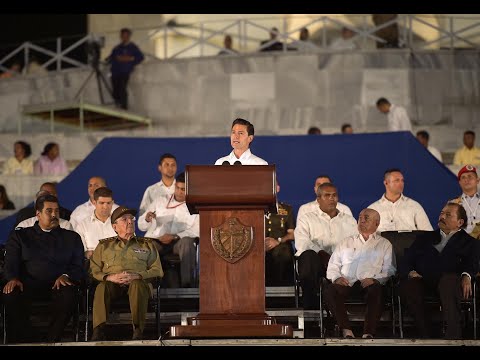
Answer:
[
  {"left": 316, "top": 175, "right": 332, "bottom": 183},
  {"left": 384, "top": 168, "right": 402, "bottom": 180},
  {"left": 376, "top": 97, "right": 390, "bottom": 106},
  {"left": 316, "top": 182, "right": 336, "bottom": 197},
  {"left": 465, "top": 130, "right": 475, "bottom": 137},
  {"left": 159, "top": 153, "right": 177, "bottom": 165},
  {"left": 232, "top": 118, "right": 254, "bottom": 136},
  {"left": 446, "top": 202, "right": 468, "bottom": 229},
  {"left": 40, "top": 182, "right": 57, "bottom": 192},
  {"left": 93, "top": 187, "right": 113, "bottom": 200},
  {"left": 41, "top": 142, "right": 58, "bottom": 156},
  {"left": 416, "top": 130, "right": 429, "bottom": 141},
  {"left": 307, "top": 127, "right": 322, "bottom": 135},
  {"left": 176, "top": 172, "right": 186, "bottom": 184},
  {"left": 120, "top": 28, "right": 132, "bottom": 36},
  {"left": 341, "top": 124, "right": 352, "bottom": 133},
  {"left": 15, "top": 141, "right": 32, "bottom": 158},
  {"left": 35, "top": 194, "right": 58, "bottom": 212}
]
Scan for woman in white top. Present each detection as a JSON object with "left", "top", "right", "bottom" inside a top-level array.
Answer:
[{"left": 3, "top": 141, "right": 33, "bottom": 175}]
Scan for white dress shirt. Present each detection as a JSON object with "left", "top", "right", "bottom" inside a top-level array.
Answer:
[
  {"left": 75, "top": 212, "right": 117, "bottom": 251},
  {"left": 215, "top": 148, "right": 268, "bottom": 165},
  {"left": 387, "top": 104, "right": 412, "bottom": 132},
  {"left": 297, "top": 200, "right": 353, "bottom": 222},
  {"left": 139, "top": 179, "right": 176, "bottom": 216},
  {"left": 327, "top": 232, "right": 396, "bottom": 286},
  {"left": 16, "top": 217, "right": 73, "bottom": 231},
  {"left": 368, "top": 194, "right": 433, "bottom": 232},
  {"left": 294, "top": 207, "right": 357, "bottom": 257},
  {"left": 459, "top": 193, "right": 480, "bottom": 233},
  {"left": 138, "top": 194, "right": 199, "bottom": 239},
  {"left": 70, "top": 200, "right": 119, "bottom": 229}
]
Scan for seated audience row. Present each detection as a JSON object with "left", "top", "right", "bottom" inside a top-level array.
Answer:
[{"left": 3, "top": 141, "right": 68, "bottom": 176}]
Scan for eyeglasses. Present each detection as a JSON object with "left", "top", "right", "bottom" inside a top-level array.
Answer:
[{"left": 115, "top": 216, "right": 136, "bottom": 223}]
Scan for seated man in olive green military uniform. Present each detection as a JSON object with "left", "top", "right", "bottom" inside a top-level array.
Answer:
[
  {"left": 265, "top": 181, "right": 295, "bottom": 286},
  {"left": 89, "top": 206, "right": 163, "bottom": 341}
]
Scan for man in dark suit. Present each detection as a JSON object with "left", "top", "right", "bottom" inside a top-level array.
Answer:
[
  {"left": 399, "top": 202, "right": 480, "bottom": 339},
  {"left": 2, "top": 194, "right": 84, "bottom": 343}
]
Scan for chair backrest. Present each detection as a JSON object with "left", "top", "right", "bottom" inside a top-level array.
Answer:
[{"left": 381, "top": 231, "right": 431, "bottom": 270}]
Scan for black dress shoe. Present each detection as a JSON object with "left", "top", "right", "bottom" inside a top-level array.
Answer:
[
  {"left": 91, "top": 324, "right": 106, "bottom": 342},
  {"left": 132, "top": 327, "right": 143, "bottom": 340}
]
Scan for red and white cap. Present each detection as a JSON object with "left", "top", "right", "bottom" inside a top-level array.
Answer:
[{"left": 457, "top": 164, "right": 477, "bottom": 180}]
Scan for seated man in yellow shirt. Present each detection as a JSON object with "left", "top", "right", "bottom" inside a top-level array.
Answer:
[{"left": 454, "top": 130, "right": 480, "bottom": 166}]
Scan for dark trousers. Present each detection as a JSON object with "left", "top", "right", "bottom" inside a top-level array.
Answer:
[
  {"left": 3, "top": 284, "right": 77, "bottom": 343},
  {"left": 400, "top": 273, "right": 463, "bottom": 339},
  {"left": 326, "top": 281, "right": 384, "bottom": 335},
  {"left": 266, "top": 242, "right": 294, "bottom": 286},
  {"left": 155, "top": 237, "right": 197, "bottom": 288},
  {"left": 298, "top": 249, "right": 331, "bottom": 309},
  {"left": 111, "top": 73, "right": 130, "bottom": 109}
]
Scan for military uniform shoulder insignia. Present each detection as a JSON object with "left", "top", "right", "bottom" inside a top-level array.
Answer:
[
  {"left": 450, "top": 196, "right": 462, "bottom": 204},
  {"left": 136, "top": 236, "right": 155, "bottom": 243},
  {"left": 278, "top": 202, "right": 292, "bottom": 216},
  {"left": 99, "top": 236, "right": 117, "bottom": 244}
]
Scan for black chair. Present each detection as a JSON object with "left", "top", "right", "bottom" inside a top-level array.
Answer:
[
  {"left": 83, "top": 276, "right": 161, "bottom": 341},
  {"left": 382, "top": 230, "right": 477, "bottom": 339},
  {"left": 318, "top": 275, "right": 396, "bottom": 338},
  {"left": 154, "top": 237, "right": 200, "bottom": 289}
]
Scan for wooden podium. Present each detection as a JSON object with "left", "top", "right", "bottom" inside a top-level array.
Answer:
[{"left": 169, "top": 165, "right": 293, "bottom": 338}]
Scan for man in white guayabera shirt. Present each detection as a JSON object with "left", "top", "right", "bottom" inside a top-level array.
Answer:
[
  {"left": 294, "top": 182, "right": 357, "bottom": 309},
  {"left": 368, "top": 168, "right": 432, "bottom": 232},
  {"left": 215, "top": 118, "right": 267, "bottom": 166},
  {"left": 74, "top": 187, "right": 117, "bottom": 259},
  {"left": 326, "top": 208, "right": 395, "bottom": 339},
  {"left": 297, "top": 174, "right": 353, "bottom": 222},
  {"left": 70, "top": 176, "right": 119, "bottom": 229},
  {"left": 137, "top": 172, "right": 198, "bottom": 288},
  {"left": 376, "top": 97, "right": 412, "bottom": 133},
  {"left": 139, "top": 153, "right": 177, "bottom": 217}
]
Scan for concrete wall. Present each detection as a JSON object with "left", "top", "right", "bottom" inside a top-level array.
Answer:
[{"left": 0, "top": 50, "right": 479, "bottom": 154}]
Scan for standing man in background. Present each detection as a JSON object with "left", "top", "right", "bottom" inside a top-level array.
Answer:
[
  {"left": 376, "top": 97, "right": 412, "bottom": 133},
  {"left": 108, "top": 28, "right": 144, "bottom": 110},
  {"left": 139, "top": 153, "right": 177, "bottom": 217}
]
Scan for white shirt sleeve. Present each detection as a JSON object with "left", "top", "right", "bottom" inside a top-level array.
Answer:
[
  {"left": 413, "top": 202, "right": 433, "bottom": 231},
  {"left": 293, "top": 216, "right": 313, "bottom": 256},
  {"left": 177, "top": 215, "right": 200, "bottom": 239},
  {"left": 137, "top": 203, "right": 157, "bottom": 232},
  {"left": 392, "top": 107, "right": 412, "bottom": 131},
  {"left": 326, "top": 245, "right": 344, "bottom": 283},
  {"left": 138, "top": 186, "right": 152, "bottom": 217},
  {"left": 74, "top": 221, "right": 88, "bottom": 251},
  {"left": 374, "top": 241, "right": 396, "bottom": 285}
]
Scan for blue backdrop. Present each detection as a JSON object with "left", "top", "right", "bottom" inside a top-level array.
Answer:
[{"left": 0, "top": 131, "right": 460, "bottom": 243}]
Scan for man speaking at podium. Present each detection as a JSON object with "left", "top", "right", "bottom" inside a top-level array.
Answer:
[{"left": 215, "top": 118, "right": 268, "bottom": 165}]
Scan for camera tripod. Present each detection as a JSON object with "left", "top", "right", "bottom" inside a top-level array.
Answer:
[{"left": 74, "top": 62, "right": 113, "bottom": 105}]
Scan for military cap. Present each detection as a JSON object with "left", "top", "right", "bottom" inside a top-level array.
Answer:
[
  {"left": 111, "top": 206, "right": 137, "bottom": 224},
  {"left": 458, "top": 164, "right": 477, "bottom": 181}
]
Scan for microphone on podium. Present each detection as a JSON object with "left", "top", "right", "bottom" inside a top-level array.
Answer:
[
  {"left": 222, "top": 161, "right": 230, "bottom": 166},
  {"left": 233, "top": 161, "right": 242, "bottom": 165}
]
